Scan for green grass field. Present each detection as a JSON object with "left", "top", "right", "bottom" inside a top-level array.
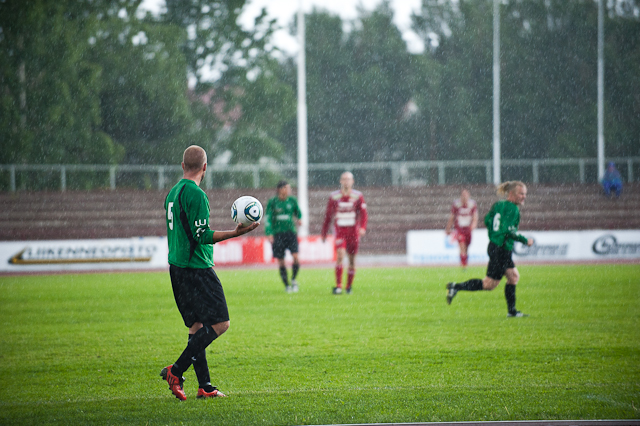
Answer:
[{"left": 0, "top": 264, "right": 638, "bottom": 425}]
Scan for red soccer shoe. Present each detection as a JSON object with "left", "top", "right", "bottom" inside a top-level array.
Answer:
[
  {"left": 196, "top": 387, "right": 227, "bottom": 398},
  {"left": 160, "top": 365, "right": 186, "bottom": 401}
]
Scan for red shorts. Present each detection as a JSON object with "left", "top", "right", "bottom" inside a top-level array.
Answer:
[
  {"left": 334, "top": 227, "right": 360, "bottom": 255},
  {"left": 455, "top": 228, "right": 472, "bottom": 246}
]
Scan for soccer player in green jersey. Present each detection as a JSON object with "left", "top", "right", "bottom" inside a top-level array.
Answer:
[
  {"left": 264, "top": 180, "right": 302, "bottom": 292},
  {"left": 446, "top": 181, "right": 534, "bottom": 317},
  {"left": 161, "top": 145, "right": 258, "bottom": 401}
]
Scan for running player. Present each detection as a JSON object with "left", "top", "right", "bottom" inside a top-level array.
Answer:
[
  {"left": 445, "top": 189, "right": 478, "bottom": 268},
  {"left": 161, "top": 145, "right": 258, "bottom": 400},
  {"left": 321, "top": 172, "right": 368, "bottom": 294},
  {"left": 264, "top": 180, "right": 302, "bottom": 293},
  {"left": 446, "top": 181, "right": 533, "bottom": 317}
]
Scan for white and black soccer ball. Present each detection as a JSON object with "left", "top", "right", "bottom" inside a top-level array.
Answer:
[{"left": 231, "top": 196, "right": 263, "bottom": 226}]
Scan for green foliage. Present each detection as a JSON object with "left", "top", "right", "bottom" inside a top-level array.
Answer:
[
  {"left": 89, "top": 17, "right": 198, "bottom": 165},
  {"left": 411, "top": 0, "right": 640, "bottom": 161},
  {"left": 216, "top": 62, "right": 295, "bottom": 164},
  {"left": 286, "top": 3, "right": 419, "bottom": 163},
  {"left": 0, "top": 0, "right": 289, "bottom": 172},
  {"left": 414, "top": 0, "right": 494, "bottom": 160},
  {"left": 1, "top": 0, "right": 639, "bottom": 178},
  {"left": 281, "top": 0, "right": 639, "bottom": 165},
  {"left": 160, "top": 0, "right": 294, "bottom": 169},
  {"left": 344, "top": 2, "right": 416, "bottom": 161},
  {"left": 605, "top": 10, "right": 640, "bottom": 157},
  {"left": 163, "top": 0, "right": 276, "bottom": 87},
  {"left": 0, "top": 0, "right": 125, "bottom": 164},
  {"left": 0, "top": 264, "right": 638, "bottom": 425},
  {"left": 294, "top": 10, "right": 351, "bottom": 163}
]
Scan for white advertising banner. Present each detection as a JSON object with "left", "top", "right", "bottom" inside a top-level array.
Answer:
[
  {"left": 0, "top": 235, "right": 336, "bottom": 273},
  {"left": 0, "top": 237, "right": 169, "bottom": 273},
  {"left": 407, "top": 229, "right": 640, "bottom": 265}
]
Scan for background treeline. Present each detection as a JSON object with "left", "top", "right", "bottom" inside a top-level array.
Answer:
[{"left": 1, "top": 0, "right": 638, "bottom": 181}]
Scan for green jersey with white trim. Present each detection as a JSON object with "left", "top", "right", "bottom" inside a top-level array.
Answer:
[
  {"left": 264, "top": 196, "right": 301, "bottom": 236},
  {"left": 164, "top": 179, "right": 215, "bottom": 268},
  {"left": 483, "top": 200, "right": 528, "bottom": 251}
]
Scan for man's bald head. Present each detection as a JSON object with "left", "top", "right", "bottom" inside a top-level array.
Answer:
[
  {"left": 340, "top": 171, "right": 354, "bottom": 193},
  {"left": 182, "top": 145, "right": 207, "bottom": 173},
  {"left": 461, "top": 189, "right": 470, "bottom": 203}
]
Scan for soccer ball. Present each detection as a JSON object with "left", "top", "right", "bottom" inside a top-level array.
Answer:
[{"left": 231, "top": 196, "right": 263, "bottom": 226}]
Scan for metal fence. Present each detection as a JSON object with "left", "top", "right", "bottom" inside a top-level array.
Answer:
[{"left": 1, "top": 157, "right": 638, "bottom": 191}]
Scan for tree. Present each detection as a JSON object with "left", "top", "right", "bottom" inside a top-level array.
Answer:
[
  {"left": 89, "top": 15, "right": 202, "bottom": 165},
  {"left": 0, "top": 0, "right": 124, "bottom": 165},
  {"left": 159, "top": 0, "right": 294, "bottom": 180},
  {"left": 280, "top": 3, "right": 418, "bottom": 167},
  {"left": 603, "top": 3, "right": 640, "bottom": 157},
  {"left": 412, "top": 0, "right": 640, "bottom": 167},
  {"left": 298, "top": 9, "right": 351, "bottom": 163},
  {"left": 343, "top": 1, "right": 416, "bottom": 161},
  {"left": 1, "top": 0, "right": 274, "bottom": 172},
  {"left": 163, "top": 0, "right": 276, "bottom": 88},
  {"left": 213, "top": 60, "right": 296, "bottom": 165}
]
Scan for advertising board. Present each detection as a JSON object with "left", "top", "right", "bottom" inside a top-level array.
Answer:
[
  {"left": 407, "top": 229, "right": 640, "bottom": 265},
  {"left": 0, "top": 236, "right": 335, "bottom": 273}
]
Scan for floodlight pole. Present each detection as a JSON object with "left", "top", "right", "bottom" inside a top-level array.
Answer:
[
  {"left": 492, "top": 0, "right": 501, "bottom": 185},
  {"left": 297, "top": 0, "right": 309, "bottom": 237},
  {"left": 597, "top": 0, "right": 605, "bottom": 181}
]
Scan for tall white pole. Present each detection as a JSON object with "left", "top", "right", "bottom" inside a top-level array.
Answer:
[
  {"left": 597, "top": 0, "right": 605, "bottom": 181},
  {"left": 492, "top": 0, "right": 501, "bottom": 185},
  {"left": 297, "top": 0, "right": 309, "bottom": 237}
]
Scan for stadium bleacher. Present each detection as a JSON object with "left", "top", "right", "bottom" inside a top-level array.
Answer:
[{"left": 1, "top": 184, "right": 637, "bottom": 254}]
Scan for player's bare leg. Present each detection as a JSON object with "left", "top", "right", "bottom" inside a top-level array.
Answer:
[
  {"left": 505, "top": 267, "right": 527, "bottom": 317},
  {"left": 459, "top": 242, "right": 468, "bottom": 269},
  {"left": 482, "top": 276, "right": 501, "bottom": 290},
  {"left": 333, "top": 248, "right": 346, "bottom": 294},
  {"left": 505, "top": 267, "right": 520, "bottom": 286},
  {"left": 346, "top": 253, "right": 356, "bottom": 294}
]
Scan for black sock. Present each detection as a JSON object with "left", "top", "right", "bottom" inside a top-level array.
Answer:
[
  {"left": 173, "top": 326, "right": 218, "bottom": 376},
  {"left": 279, "top": 266, "right": 289, "bottom": 286},
  {"left": 505, "top": 284, "right": 516, "bottom": 314},
  {"left": 454, "top": 279, "right": 483, "bottom": 291},
  {"left": 200, "top": 383, "right": 216, "bottom": 392},
  {"left": 292, "top": 263, "right": 299, "bottom": 280},
  {"left": 189, "top": 334, "right": 211, "bottom": 388}
]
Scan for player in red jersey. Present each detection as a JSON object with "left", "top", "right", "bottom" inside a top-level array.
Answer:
[
  {"left": 321, "top": 172, "right": 368, "bottom": 294},
  {"left": 445, "top": 189, "right": 478, "bottom": 268}
]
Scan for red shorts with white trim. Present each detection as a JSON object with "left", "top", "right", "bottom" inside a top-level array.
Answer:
[
  {"left": 334, "top": 227, "right": 360, "bottom": 255},
  {"left": 455, "top": 227, "right": 472, "bottom": 246}
]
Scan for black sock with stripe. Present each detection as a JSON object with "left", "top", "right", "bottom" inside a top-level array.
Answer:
[
  {"left": 505, "top": 284, "right": 517, "bottom": 314},
  {"left": 279, "top": 266, "right": 289, "bottom": 286},
  {"left": 189, "top": 334, "right": 211, "bottom": 388},
  {"left": 454, "top": 279, "right": 483, "bottom": 291},
  {"left": 172, "top": 326, "right": 218, "bottom": 377}
]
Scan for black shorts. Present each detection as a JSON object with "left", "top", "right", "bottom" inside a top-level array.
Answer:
[
  {"left": 486, "top": 242, "right": 515, "bottom": 280},
  {"left": 169, "top": 265, "right": 229, "bottom": 327},
  {"left": 272, "top": 231, "right": 299, "bottom": 259}
]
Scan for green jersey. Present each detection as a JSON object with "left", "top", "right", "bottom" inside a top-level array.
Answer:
[
  {"left": 164, "top": 179, "right": 215, "bottom": 268},
  {"left": 484, "top": 200, "right": 528, "bottom": 251},
  {"left": 264, "top": 196, "right": 301, "bottom": 236}
]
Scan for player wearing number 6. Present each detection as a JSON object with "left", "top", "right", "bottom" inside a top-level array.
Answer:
[{"left": 445, "top": 181, "right": 534, "bottom": 317}]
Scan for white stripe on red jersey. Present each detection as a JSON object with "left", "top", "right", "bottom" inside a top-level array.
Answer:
[{"left": 452, "top": 199, "right": 477, "bottom": 229}]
